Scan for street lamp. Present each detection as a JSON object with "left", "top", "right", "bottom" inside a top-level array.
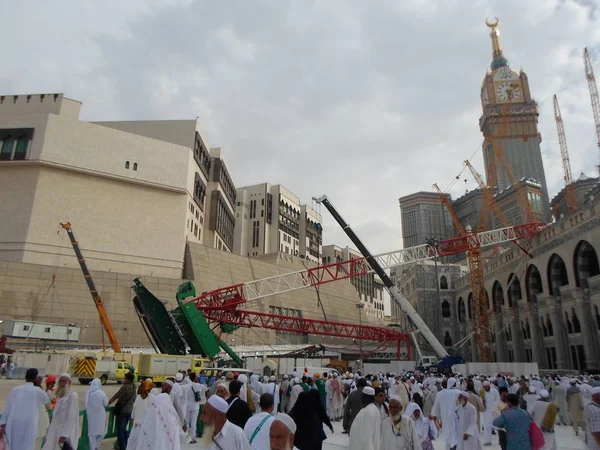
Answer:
[{"left": 356, "top": 303, "right": 365, "bottom": 372}]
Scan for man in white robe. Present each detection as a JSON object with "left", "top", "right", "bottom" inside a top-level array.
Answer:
[
  {"left": 0, "top": 368, "right": 50, "bottom": 450},
  {"left": 280, "top": 375, "right": 290, "bottom": 413},
  {"left": 523, "top": 385, "right": 540, "bottom": 416},
  {"left": 349, "top": 386, "right": 381, "bottom": 450},
  {"left": 43, "top": 373, "right": 80, "bottom": 450},
  {"left": 481, "top": 380, "right": 499, "bottom": 446},
  {"left": 35, "top": 376, "right": 50, "bottom": 450},
  {"left": 457, "top": 391, "right": 481, "bottom": 450},
  {"left": 382, "top": 396, "right": 421, "bottom": 450},
  {"left": 244, "top": 393, "right": 275, "bottom": 450},
  {"left": 431, "top": 377, "right": 461, "bottom": 450},
  {"left": 531, "top": 389, "right": 557, "bottom": 450},
  {"left": 269, "top": 413, "right": 298, "bottom": 450},
  {"left": 200, "top": 395, "right": 250, "bottom": 450},
  {"left": 288, "top": 378, "right": 303, "bottom": 412},
  {"left": 127, "top": 393, "right": 182, "bottom": 450},
  {"left": 325, "top": 375, "right": 334, "bottom": 418}
]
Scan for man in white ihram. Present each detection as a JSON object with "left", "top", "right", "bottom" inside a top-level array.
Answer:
[
  {"left": 200, "top": 394, "right": 250, "bottom": 450},
  {"left": 431, "top": 377, "right": 461, "bottom": 450},
  {"left": 0, "top": 368, "right": 50, "bottom": 450},
  {"left": 349, "top": 386, "right": 381, "bottom": 450},
  {"left": 456, "top": 391, "right": 481, "bottom": 450},
  {"left": 480, "top": 380, "right": 499, "bottom": 446},
  {"left": 43, "top": 373, "right": 80, "bottom": 449},
  {"left": 269, "top": 413, "right": 299, "bottom": 450}
]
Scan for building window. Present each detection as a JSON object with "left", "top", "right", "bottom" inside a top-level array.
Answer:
[
  {"left": 440, "top": 276, "right": 448, "bottom": 290},
  {"left": 252, "top": 220, "right": 260, "bottom": 248},
  {"left": 45, "top": 327, "right": 51, "bottom": 333},
  {"left": 67, "top": 329, "right": 72, "bottom": 335},
  {"left": 1, "top": 137, "right": 15, "bottom": 160},
  {"left": 133, "top": 162, "right": 138, "bottom": 171},
  {"left": 125, "top": 161, "right": 130, "bottom": 169},
  {"left": 23, "top": 325, "right": 30, "bottom": 331},
  {"left": 441, "top": 301, "right": 451, "bottom": 318}
]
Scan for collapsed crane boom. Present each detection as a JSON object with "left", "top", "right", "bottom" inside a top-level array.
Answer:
[
  {"left": 60, "top": 222, "right": 121, "bottom": 352},
  {"left": 313, "top": 195, "right": 450, "bottom": 359}
]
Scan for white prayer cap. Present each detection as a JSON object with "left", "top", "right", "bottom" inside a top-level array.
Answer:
[
  {"left": 570, "top": 379, "right": 577, "bottom": 384},
  {"left": 274, "top": 413, "right": 297, "bottom": 434},
  {"left": 410, "top": 376, "right": 415, "bottom": 380},
  {"left": 263, "top": 376, "right": 269, "bottom": 382},
  {"left": 59, "top": 373, "right": 72, "bottom": 381},
  {"left": 363, "top": 386, "right": 375, "bottom": 396},
  {"left": 333, "top": 373, "right": 338, "bottom": 377},
  {"left": 283, "top": 374, "right": 289, "bottom": 379},
  {"left": 447, "top": 377, "right": 457, "bottom": 389},
  {"left": 207, "top": 394, "right": 229, "bottom": 413},
  {"left": 475, "top": 376, "right": 480, "bottom": 380},
  {"left": 354, "top": 374, "right": 360, "bottom": 379},
  {"left": 389, "top": 395, "right": 402, "bottom": 404},
  {"left": 591, "top": 387, "right": 600, "bottom": 395},
  {"left": 293, "top": 377, "right": 300, "bottom": 384},
  {"left": 458, "top": 391, "right": 470, "bottom": 399},
  {"left": 238, "top": 374, "right": 248, "bottom": 384},
  {"left": 540, "top": 389, "right": 550, "bottom": 398},
  {"left": 270, "top": 375, "right": 276, "bottom": 381},
  {"left": 528, "top": 386, "right": 536, "bottom": 393},
  {"left": 483, "top": 381, "right": 490, "bottom": 387},
  {"left": 175, "top": 373, "right": 183, "bottom": 382},
  {"left": 163, "top": 379, "right": 173, "bottom": 386}
]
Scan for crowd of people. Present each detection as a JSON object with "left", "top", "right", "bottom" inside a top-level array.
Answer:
[{"left": 1, "top": 367, "right": 600, "bottom": 450}]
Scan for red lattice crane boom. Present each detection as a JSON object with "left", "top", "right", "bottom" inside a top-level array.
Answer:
[
  {"left": 553, "top": 94, "right": 578, "bottom": 213},
  {"left": 584, "top": 48, "right": 600, "bottom": 175},
  {"left": 189, "top": 223, "right": 545, "bottom": 360}
]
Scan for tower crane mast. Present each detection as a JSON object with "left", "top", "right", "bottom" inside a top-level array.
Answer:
[
  {"left": 553, "top": 94, "right": 578, "bottom": 213},
  {"left": 583, "top": 48, "right": 600, "bottom": 175}
]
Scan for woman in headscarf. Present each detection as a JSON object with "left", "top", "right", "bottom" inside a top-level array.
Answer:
[
  {"left": 404, "top": 403, "right": 437, "bottom": 450},
  {"left": 127, "top": 393, "right": 182, "bottom": 450},
  {"left": 85, "top": 378, "right": 108, "bottom": 450},
  {"left": 289, "top": 390, "right": 334, "bottom": 450},
  {"left": 131, "top": 379, "right": 155, "bottom": 429}
]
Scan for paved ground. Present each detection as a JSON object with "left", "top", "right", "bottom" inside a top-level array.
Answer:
[{"left": 1, "top": 380, "right": 587, "bottom": 450}]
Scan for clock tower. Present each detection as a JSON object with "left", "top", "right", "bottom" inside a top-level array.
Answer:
[{"left": 479, "top": 18, "right": 550, "bottom": 221}]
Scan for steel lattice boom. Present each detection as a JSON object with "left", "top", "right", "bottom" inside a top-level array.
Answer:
[
  {"left": 584, "top": 48, "right": 600, "bottom": 175},
  {"left": 554, "top": 95, "right": 578, "bottom": 213}
]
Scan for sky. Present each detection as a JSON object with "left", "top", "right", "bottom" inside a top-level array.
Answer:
[{"left": 1, "top": 0, "right": 600, "bottom": 254}]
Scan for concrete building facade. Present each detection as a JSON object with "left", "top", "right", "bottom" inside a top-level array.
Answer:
[
  {"left": 321, "top": 245, "right": 386, "bottom": 319},
  {"left": 399, "top": 191, "right": 453, "bottom": 249},
  {"left": 0, "top": 93, "right": 237, "bottom": 282},
  {"left": 551, "top": 173, "right": 599, "bottom": 219},
  {"left": 233, "top": 183, "right": 323, "bottom": 263},
  {"left": 453, "top": 199, "right": 600, "bottom": 371}
]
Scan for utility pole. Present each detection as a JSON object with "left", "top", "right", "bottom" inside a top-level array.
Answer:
[{"left": 356, "top": 302, "right": 364, "bottom": 372}]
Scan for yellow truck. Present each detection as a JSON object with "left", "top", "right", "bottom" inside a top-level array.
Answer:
[
  {"left": 73, "top": 356, "right": 136, "bottom": 385},
  {"left": 137, "top": 354, "right": 211, "bottom": 383}
]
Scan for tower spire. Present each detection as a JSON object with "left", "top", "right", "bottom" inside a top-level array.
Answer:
[{"left": 486, "top": 17, "right": 509, "bottom": 71}]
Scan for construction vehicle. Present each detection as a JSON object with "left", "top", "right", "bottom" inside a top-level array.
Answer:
[
  {"left": 73, "top": 356, "right": 136, "bottom": 385},
  {"left": 313, "top": 195, "right": 464, "bottom": 374},
  {"left": 137, "top": 354, "right": 211, "bottom": 383},
  {"left": 60, "top": 222, "right": 121, "bottom": 352}
]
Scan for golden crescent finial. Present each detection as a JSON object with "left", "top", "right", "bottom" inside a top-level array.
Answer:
[{"left": 485, "top": 17, "right": 500, "bottom": 28}]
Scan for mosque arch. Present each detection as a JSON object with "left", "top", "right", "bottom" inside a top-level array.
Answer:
[
  {"left": 467, "top": 293, "right": 474, "bottom": 320},
  {"left": 492, "top": 281, "right": 504, "bottom": 311},
  {"left": 457, "top": 297, "right": 466, "bottom": 323},
  {"left": 525, "top": 264, "right": 543, "bottom": 303},
  {"left": 547, "top": 253, "right": 569, "bottom": 296},
  {"left": 573, "top": 240, "right": 600, "bottom": 288},
  {"left": 507, "top": 273, "right": 522, "bottom": 308}
]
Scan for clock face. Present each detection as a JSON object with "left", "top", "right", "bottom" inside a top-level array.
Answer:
[{"left": 495, "top": 81, "right": 522, "bottom": 102}]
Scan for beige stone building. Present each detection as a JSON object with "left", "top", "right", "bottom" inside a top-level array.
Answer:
[{"left": 233, "top": 183, "right": 323, "bottom": 263}]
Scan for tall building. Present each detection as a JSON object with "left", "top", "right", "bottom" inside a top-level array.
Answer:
[
  {"left": 551, "top": 173, "right": 599, "bottom": 219},
  {"left": 399, "top": 191, "right": 453, "bottom": 248},
  {"left": 0, "top": 92, "right": 236, "bottom": 278},
  {"left": 233, "top": 183, "right": 323, "bottom": 263},
  {"left": 479, "top": 19, "right": 551, "bottom": 221},
  {"left": 321, "top": 245, "right": 385, "bottom": 319}
]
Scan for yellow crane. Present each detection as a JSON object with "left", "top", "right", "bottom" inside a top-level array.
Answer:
[{"left": 60, "top": 222, "right": 121, "bottom": 352}]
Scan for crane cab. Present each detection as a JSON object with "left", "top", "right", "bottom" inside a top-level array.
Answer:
[{"left": 415, "top": 356, "right": 440, "bottom": 373}]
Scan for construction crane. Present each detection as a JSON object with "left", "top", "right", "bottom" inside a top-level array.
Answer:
[
  {"left": 433, "top": 182, "right": 491, "bottom": 361},
  {"left": 553, "top": 95, "right": 578, "bottom": 213},
  {"left": 60, "top": 222, "right": 121, "bottom": 352},
  {"left": 584, "top": 48, "right": 600, "bottom": 175}
]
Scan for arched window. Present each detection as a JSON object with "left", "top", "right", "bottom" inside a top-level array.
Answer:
[
  {"left": 457, "top": 298, "right": 465, "bottom": 323},
  {"left": 572, "top": 308, "right": 581, "bottom": 333},
  {"left": 565, "top": 311, "right": 573, "bottom": 334},
  {"left": 467, "top": 294, "right": 473, "bottom": 320},
  {"left": 546, "top": 314, "right": 554, "bottom": 337},
  {"left": 441, "top": 301, "right": 451, "bottom": 318},
  {"left": 125, "top": 161, "right": 130, "bottom": 169},
  {"left": 541, "top": 317, "right": 548, "bottom": 337},
  {"left": 440, "top": 276, "right": 448, "bottom": 290},
  {"left": 133, "top": 163, "right": 138, "bottom": 171},
  {"left": 444, "top": 331, "right": 452, "bottom": 346}
]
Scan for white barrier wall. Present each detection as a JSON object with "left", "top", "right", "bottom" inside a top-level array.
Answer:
[
  {"left": 362, "top": 361, "right": 417, "bottom": 374},
  {"left": 13, "top": 352, "right": 72, "bottom": 376},
  {"left": 452, "top": 362, "right": 539, "bottom": 376}
]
